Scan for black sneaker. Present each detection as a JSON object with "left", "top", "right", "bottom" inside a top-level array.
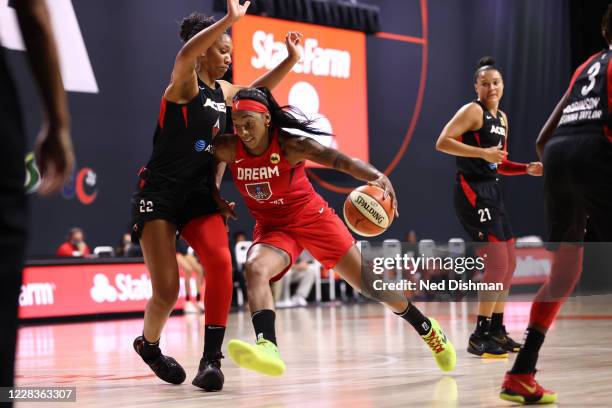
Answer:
[
  {"left": 133, "top": 336, "right": 186, "bottom": 384},
  {"left": 467, "top": 332, "right": 508, "bottom": 358},
  {"left": 192, "top": 351, "right": 224, "bottom": 391},
  {"left": 490, "top": 325, "right": 522, "bottom": 352}
]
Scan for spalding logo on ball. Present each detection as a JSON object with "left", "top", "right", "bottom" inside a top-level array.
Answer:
[{"left": 343, "top": 185, "right": 394, "bottom": 237}]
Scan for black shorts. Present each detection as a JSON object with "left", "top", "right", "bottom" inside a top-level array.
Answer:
[
  {"left": 130, "top": 180, "right": 218, "bottom": 243},
  {"left": 543, "top": 132, "right": 612, "bottom": 242},
  {"left": 454, "top": 175, "right": 513, "bottom": 242}
]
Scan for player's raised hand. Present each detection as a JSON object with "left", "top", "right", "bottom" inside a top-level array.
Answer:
[
  {"left": 481, "top": 146, "right": 507, "bottom": 164},
  {"left": 527, "top": 161, "right": 543, "bottom": 176},
  {"left": 227, "top": 0, "right": 250, "bottom": 22},
  {"left": 369, "top": 174, "right": 399, "bottom": 218},
  {"left": 285, "top": 32, "right": 303, "bottom": 61}
]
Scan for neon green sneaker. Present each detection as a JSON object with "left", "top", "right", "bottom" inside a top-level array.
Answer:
[
  {"left": 422, "top": 318, "right": 456, "bottom": 372},
  {"left": 228, "top": 336, "right": 286, "bottom": 376}
]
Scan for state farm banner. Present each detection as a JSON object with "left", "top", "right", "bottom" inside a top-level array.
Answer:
[
  {"left": 232, "top": 15, "right": 369, "bottom": 165},
  {"left": 511, "top": 247, "right": 553, "bottom": 285},
  {"left": 19, "top": 263, "right": 193, "bottom": 319}
]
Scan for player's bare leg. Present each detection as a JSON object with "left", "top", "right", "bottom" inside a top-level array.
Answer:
[
  {"left": 133, "top": 220, "right": 186, "bottom": 384},
  {"left": 332, "top": 245, "right": 456, "bottom": 372},
  {"left": 228, "top": 244, "right": 289, "bottom": 376}
]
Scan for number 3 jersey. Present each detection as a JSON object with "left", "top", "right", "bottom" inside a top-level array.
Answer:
[
  {"left": 543, "top": 48, "right": 612, "bottom": 243},
  {"left": 557, "top": 48, "right": 612, "bottom": 138}
]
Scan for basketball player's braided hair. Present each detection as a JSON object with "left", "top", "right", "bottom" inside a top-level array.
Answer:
[
  {"left": 474, "top": 56, "right": 502, "bottom": 82},
  {"left": 234, "top": 87, "right": 333, "bottom": 137},
  {"left": 179, "top": 12, "right": 219, "bottom": 42},
  {"left": 602, "top": 3, "right": 612, "bottom": 44}
]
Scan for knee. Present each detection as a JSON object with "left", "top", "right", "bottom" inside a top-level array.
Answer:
[
  {"left": 205, "top": 268, "right": 233, "bottom": 291},
  {"left": 199, "top": 246, "right": 232, "bottom": 271},
  {"left": 506, "top": 256, "right": 517, "bottom": 277},
  {"left": 549, "top": 276, "right": 580, "bottom": 298},
  {"left": 152, "top": 282, "right": 179, "bottom": 309},
  {"left": 213, "top": 249, "right": 233, "bottom": 272},
  {"left": 506, "top": 246, "right": 517, "bottom": 274},
  {"left": 244, "top": 259, "right": 275, "bottom": 284},
  {"left": 482, "top": 260, "right": 507, "bottom": 284}
]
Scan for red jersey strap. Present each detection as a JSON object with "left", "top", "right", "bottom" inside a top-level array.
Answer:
[
  {"left": 158, "top": 96, "right": 167, "bottom": 130},
  {"left": 605, "top": 53, "right": 612, "bottom": 142}
]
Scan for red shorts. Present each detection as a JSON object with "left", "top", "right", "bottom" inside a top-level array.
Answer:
[{"left": 252, "top": 206, "right": 355, "bottom": 282}]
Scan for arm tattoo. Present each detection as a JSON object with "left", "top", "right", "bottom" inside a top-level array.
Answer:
[{"left": 331, "top": 152, "right": 343, "bottom": 170}]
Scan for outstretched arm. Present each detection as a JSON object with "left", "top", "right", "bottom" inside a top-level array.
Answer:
[
  {"left": 212, "top": 134, "right": 237, "bottom": 164},
  {"left": 16, "top": 0, "right": 73, "bottom": 195},
  {"left": 214, "top": 161, "right": 227, "bottom": 189},
  {"left": 209, "top": 159, "right": 237, "bottom": 222},
  {"left": 220, "top": 31, "right": 303, "bottom": 104},
  {"left": 498, "top": 159, "right": 542, "bottom": 176},
  {"left": 285, "top": 136, "right": 399, "bottom": 216},
  {"left": 249, "top": 32, "right": 302, "bottom": 89},
  {"left": 211, "top": 136, "right": 237, "bottom": 221},
  {"left": 165, "top": 0, "right": 250, "bottom": 103}
]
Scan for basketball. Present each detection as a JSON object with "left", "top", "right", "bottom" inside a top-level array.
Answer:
[
  {"left": 9, "top": 1, "right": 610, "bottom": 406},
  {"left": 343, "top": 185, "right": 394, "bottom": 237}
]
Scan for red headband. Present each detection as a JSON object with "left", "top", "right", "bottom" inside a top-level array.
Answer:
[{"left": 232, "top": 99, "right": 269, "bottom": 113}]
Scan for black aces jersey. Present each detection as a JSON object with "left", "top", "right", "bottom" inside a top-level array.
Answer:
[
  {"left": 557, "top": 49, "right": 612, "bottom": 137},
  {"left": 456, "top": 100, "right": 507, "bottom": 178},
  {"left": 144, "top": 81, "right": 227, "bottom": 190}
]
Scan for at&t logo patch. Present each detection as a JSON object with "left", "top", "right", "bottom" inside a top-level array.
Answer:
[{"left": 195, "top": 140, "right": 207, "bottom": 152}]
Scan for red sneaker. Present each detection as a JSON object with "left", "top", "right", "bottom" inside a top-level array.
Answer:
[{"left": 500, "top": 371, "right": 557, "bottom": 404}]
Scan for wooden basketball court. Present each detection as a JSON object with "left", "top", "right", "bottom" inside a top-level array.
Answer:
[{"left": 14, "top": 295, "right": 612, "bottom": 407}]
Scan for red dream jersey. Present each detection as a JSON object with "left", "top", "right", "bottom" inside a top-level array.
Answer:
[{"left": 229, "top": 129, "right": 328, "bottom": 225}]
